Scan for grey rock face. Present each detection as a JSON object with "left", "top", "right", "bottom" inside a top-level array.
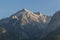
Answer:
[
  {"left": 41, "top": 11, "right": 60, "bottom": 40},
  {"left": 47, "top": 11, "right": 60, "bottom": 33}
]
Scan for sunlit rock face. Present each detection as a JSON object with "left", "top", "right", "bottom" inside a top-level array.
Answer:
[{"left": 12, "top": 15, "right": 19, "bottom": 20}]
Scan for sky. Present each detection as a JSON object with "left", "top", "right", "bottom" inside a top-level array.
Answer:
[{"left": 0, "top": 0, "right": 60, "bottom": 19}]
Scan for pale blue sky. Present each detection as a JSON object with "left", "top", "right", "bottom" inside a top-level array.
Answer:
[{"left": 0, "top": 0, "right": 60, "bottom": 19}]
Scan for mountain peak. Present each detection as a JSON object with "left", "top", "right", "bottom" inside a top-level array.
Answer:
[
  {"left": 11, "top": 8, "right": 30, "bottom": 17},
  {"left": 22, "top": 8, "right": 30, "bottom": 12}
]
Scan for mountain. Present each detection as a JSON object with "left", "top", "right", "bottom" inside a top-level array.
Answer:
[
  {"left": 0, "top": 8, "right": 51, "bottom": 40},
  {"left": 11, "top": 8, "right": 51, "bottom": 25},
  {"left": 41, "top": 11, "right": 60, "bottom": 40}
]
